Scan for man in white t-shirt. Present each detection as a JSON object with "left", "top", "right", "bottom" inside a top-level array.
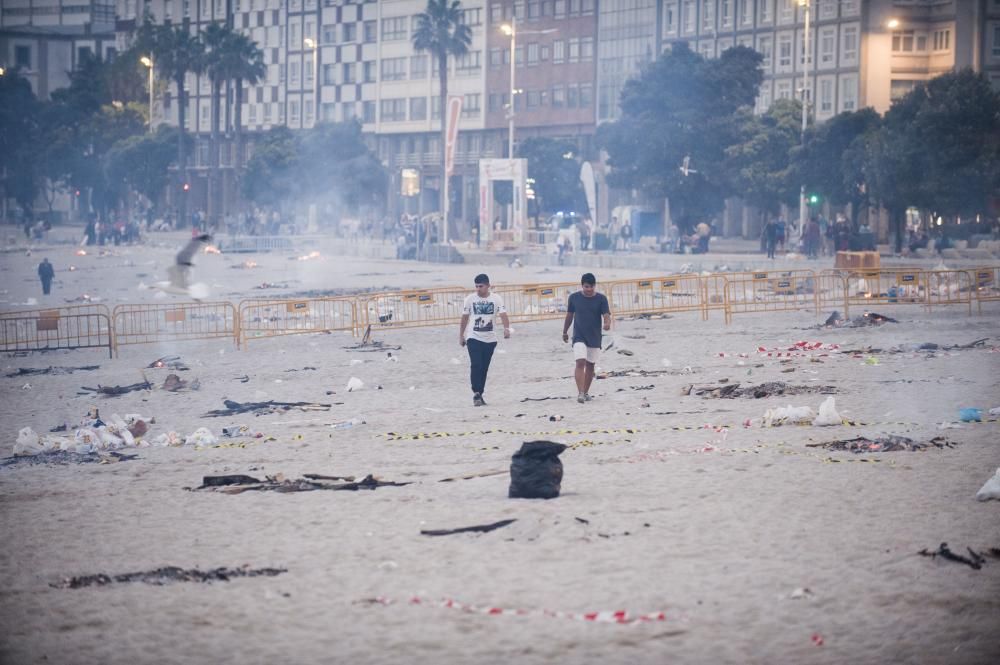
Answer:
[{"left": 459, "top": 273, "right": 510, "bottom": 406}]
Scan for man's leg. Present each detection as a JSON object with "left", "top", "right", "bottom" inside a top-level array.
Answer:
[
  {"left": 574, "top": 359, "right": 588, "bottom": 398},
  {"left": 467, "top": 339, "right": 485, "bottom": 397},
  {"left": 583, "top": 361, "right": 596, "bottom": 394},
  {"left": 42, "top": 280, "right": 51, "bottom": 295},
  {"left": 479, "top": 341, "right": 497, "bottom": 401}
]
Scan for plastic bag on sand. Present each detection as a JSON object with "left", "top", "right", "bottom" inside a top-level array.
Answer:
[
  {"left": 813, "top": 396, "right": 842, "bottom": 426},
  {"left": 346, "top": 377, "right": 364, "bottom": 392},
  {"left": 14, "top": 427, "right": 44, "bottom": 456},
  {"left": 151, "top": 431, "right": 183, "bottom": 447},
  {"left": 763, "top": 405, "right": 815, "bottom": 427},
  {"left": 509, "top": 440, "right": 567, "bottom": 500},
  {"left": 184, "top": 427, "right": 218, "bottom": 447},
  {"left": 976, "top": 468, "right": 1000, "bottom": 501}
]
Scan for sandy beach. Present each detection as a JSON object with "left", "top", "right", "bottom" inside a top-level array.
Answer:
[{"left": 1, "top": 236, "right": 998, "bottom": 665}]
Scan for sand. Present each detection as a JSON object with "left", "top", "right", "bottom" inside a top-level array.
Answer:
[{"left": 1, "top": 234, "right": 999, "bottom": 665}]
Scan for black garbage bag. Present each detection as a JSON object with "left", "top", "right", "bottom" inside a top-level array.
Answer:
[{"left": 509, "top": 440, "right": 567, "bottom": 499}]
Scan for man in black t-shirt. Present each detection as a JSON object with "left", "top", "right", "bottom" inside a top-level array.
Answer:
[{"left": 562, "top": 273, "right": 611, "bottom": 403}]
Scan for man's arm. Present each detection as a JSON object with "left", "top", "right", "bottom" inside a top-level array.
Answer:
[
  {"left": 602, "top": 313, "right": 612, "bottom": 331},
  {"left": 602, "top": 297, "right": 612, "bottom": 331},
  {"left": 500, "top": 312, "right": 511, "bottom": 339},
  {"left": 459, "top": 314, "right": 469, "bottom": 346},
  {"left": 562, "top": 311, "right": 574, "bottom": 342}
]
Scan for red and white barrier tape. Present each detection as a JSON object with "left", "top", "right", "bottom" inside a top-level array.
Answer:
[{"left": 365, "top": 596, "right": 670, "bottom": 625}]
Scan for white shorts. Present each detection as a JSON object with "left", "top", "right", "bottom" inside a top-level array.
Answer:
[{"left": 573, "top": 342, "right": 601, "bottom": 363}]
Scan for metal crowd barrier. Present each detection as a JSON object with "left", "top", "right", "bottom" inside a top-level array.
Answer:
[
  {"left": 924, "top": 269, "right": 974, "bottom": 314},
  {"left": 112, "top": 302, "right": 239, "bottom": 355},
  {"left": 0, "top": 305, "right": 113, "bottom": 357},
  {"left": 844, "top": 270, "right": 925, "bottom": 311},
  {"left": 972, "top": 266, "right": 1000, "bottom": 313},
  {"left": 494, "top": 282, "right": 578, "bottom": 324},
  {"left": 239, "top": 297, "right": 358, "bottom": 346},
  {"left": 606, "top": 275, "right": 707, "bottom": 320},
  {"left": 723, "top": 274, "right": 820, "bottom": 324},
  {"left": 360, "top": 287, "right": 468, "bottom": 331}
]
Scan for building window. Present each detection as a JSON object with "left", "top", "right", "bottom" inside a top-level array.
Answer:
[
  {"left": 410, "top": 55, "right": 429, "bottom": 79},
  {"left": 322, "top": 103, "right": 336, "bottom": 122},
  {"left": 664, "top": 1, "right": 677, "bottom": 34},
  {"left": 363, "top": 101, "right": 375, "bottom": 123},
  {"left": 720, "top": 0, "right": 732, "bottom": 29},
  {"left": 580, "top": 83, "right": 592, "bottom": 107},
  {"left": 933, "top": 29, "right": 950, "bottom": 52},
  {"left": 461, "top": 7, "right": 482, "bottom": 25},
  {"left": 364, "top": 20, "right": 377, "bottom": 43},
  {"left": 489, "top": 48, "right": 503, "bottom": 69},
  {"left": 553, "top": 40, "right": 564, "bottom": 63},
  {"left": 382, "top": 16, "right": 407, "bottom": 41},
  {"left": 342, "top": 23, "right": 356, "bottom": 42},
  {"left": 323, "top": 24, "right": 337, "bottom": 44},
  {"left": 683, "top": 0, "right": 695, "bottom": 33},
  {"left": 552, "top": 85, "right": 565, "bottom": 108},
  {"left": 701, "top": 0, "right": 715, "bottom": 32},
  {"left": 778, "top": 0, "right": 793, "bottom": 24},
  {"left": 993, "top": 25, "right": 1000, "bottom": 57},
  {"left": 757, "top": 35, "right": 773, "bottom": 72},
  {"left": 380, "top": 98, "right": 406, "bottom": 122},
  {"left": 410, "top": 97, "right": 427, "bottom": 121},
  {"left": 581, "top": 37, "right": 594, "bottom": 62},
  {"left": 892, "top": 30, "right": 914, "bottom": 53},
  {"left": 819, "top": 27, "right": 835, "bottom": 67},
  {"left": 342, "top": 63, "right": 356, "bottom": 84},
  {"left": 890, "top": 79, "right": 916, "bottom": 100},
  {"left": 739, "top": 0, "right": 752, "bottom": 26},
  {"left": 777, "top": 33, "right": 793, "bottom": 71},
  {"left": 760, "top": 0, "right": 773, "bottom": 24},
  {"left": 462, "top": 93, "right": 481, "bottom": 118},
  {"left": 757, "top": 82, "right": 772, "bottom": 113},
  {"left": 818, "top": 0, "right": 837, "bottom": 20},
  {"left": 775, "top": 79, "right": 793, "bottom": 100},
  {"left": 455, "top": 50, "right": 481, "bottom": 75},
  {"left": 381, "top": 57, "right": 407, "bottom": 81},
  {"left": 841, "top": 0, "right": 859, "bottom": 17},
  {"left": 491, "top": 2, "right": 503, "bottom": 22},
  {"left": 840, "top": 74, "right": 857, "bottom": 111},
  {"left": 14, "top": 45, "right": 31, "bottom": 69},
  {"left": 363, "top": 61, "right": 376, "bottom": 83},
  {"left": 819, "top": 78, "right": 833, "bottom": 114},
  {"left": 841, "top": 25, "right": 858, "bottom": 66}
]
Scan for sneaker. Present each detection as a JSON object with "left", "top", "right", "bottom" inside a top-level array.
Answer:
[
  {"left": 584, "top": 393, "right": 593, "bottom": 401},
  {"left": 473, "top": 393, "right": 484, "bottom": 407},
  {"left": 577, "top": 393, "right": 586, "bottom": 403}
]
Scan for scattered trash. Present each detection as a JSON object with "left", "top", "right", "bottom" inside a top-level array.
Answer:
[
  {"left": 813, "top": 396, "right": 842, "bottom": 427},
  {"left": 937, "top": 422, "right": 964, "bottom": 430},
  {"left": 917, "top": 543, "right": 995, "bottom": 570},
  {"left": 806, "top": 435, "right": 955, "bottom": 453},
  {"left": 509, "top": 441, "right": 567, "bottom": 500},
  {"left": 79, "top": 378, "right": 153, "bottom": 396},
  {"left": 346, "top": 377, "right": 364, "bottom": 392},
  {"left": 331, "top": 417, "right": 365, "bottom": 430},
  {"left": 864, "top": 356, "right": 879, "bottom": 366},
  {"left": 989, "top": 407, "right": 1000, "bottom": 417},
  {"left": 420, "top": 519, "right": 517, "bottom": 537},
  {"left": 789, "top": 587, "right": 813, "bottom": 600},
  {"left": 438, "top": 469, "right": 508, "bottom": 483},
  {"left": 958, "top": 408, "right": 982, "bottom": 422},
  {"left": 162, "top": 373, "right": 199, "bottom": 392},
  {"left": 146, "top": 356, "right": 190, "bottom": 371},
  {"left": 762, "top": 405, "right": 815, "bottom": 427},
  {"left": 193, "top": 473, "right": 411, "bottom": 494},
  {"left": 202, "top": 399, "right": 332, "bottom": 417},
  {"left": 548, "top": 415, "right": 564, "bottom": 422},
  {"left": 5, "top": 365, "right": 100, "bottom": 377},
  {"left": 976, "top": 468, "right": 1000, "bottom": 501},
  {"left": 693, "top": 382, "right": 834, "bottom": 399},
  {"left": 184, "top": 428, "right": 218, "bottom": 447},
  {"left": 1, "top": 450, "right": 137, "bottom": 469},
  {"left": 52, "top": 565, "right": 287, "bottom": 589},
  {"left": 811, "top": 633, "right": 824, "bottom": 647}
]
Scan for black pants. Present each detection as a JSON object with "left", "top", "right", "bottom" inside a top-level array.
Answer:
[
  {"left": 466, "top": 338, "right": 497, "bottom": 395},
  {"left": 41, "top": 279, "right": 51, "bottom": 295},
  {"left": 766, "top": 241, "right": 776, "bottom": 259}
]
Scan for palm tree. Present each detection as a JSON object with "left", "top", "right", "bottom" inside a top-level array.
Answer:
[
  {"left": 148, "top": 21, "right": 204, "bottom": 226},
  {"left": 412, "top": 0, "right": 472, "bottom": 240},
  {"left": 227, "top": 33, "right": 265, "bottom": 189},
  {"left": 201, "top": 22, "right": 237, "bottom": 228}
]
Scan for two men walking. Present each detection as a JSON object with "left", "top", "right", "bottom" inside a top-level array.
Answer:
[{"left": 460, "top": 272, "right": 611, "bottom": 407}]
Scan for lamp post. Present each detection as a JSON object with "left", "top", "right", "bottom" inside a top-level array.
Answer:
[
  {"left": 500, "top": 18, "right": 557, "bottom": 159},
  {"left": 304, "top": 37, "right": 318, "bottom": 126},
  {"left": 797, "top": 0, "right": 811, "bottom": 248},
  {"left": 140, "top": 55, "right": 154, "bottom": 132}
]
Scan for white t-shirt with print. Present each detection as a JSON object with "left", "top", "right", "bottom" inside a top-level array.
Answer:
[{"left": 462, "top": 293, "right": 506, "bottom": 343}]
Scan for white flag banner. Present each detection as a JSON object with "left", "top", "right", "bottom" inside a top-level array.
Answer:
[{"left": 444, "top": 96, "right": 463, "bottom": 177}]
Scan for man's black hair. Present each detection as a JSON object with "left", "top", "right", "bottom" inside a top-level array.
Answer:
[
  {"left": 581, "top": 272, "right": 596, "bottom": 286},
  {"left": 474, "top": 273, "right": 490, "bottom": 284}
]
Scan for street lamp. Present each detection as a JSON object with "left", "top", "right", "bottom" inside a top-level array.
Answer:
[
  {"left": 304, "top": 37, "right": 318, "bottom": 126},
  {"left": 140, "top": 55, "right": 154, "bottom": 132},
  {"left": 887, "top": 18, "right": 900, "bottom": 29},
  {"left": 796, "top": 0, "right": 811, "bottom": 249},
  {"left": 499, "top": 17, "right": 557, "bottom": 159}
]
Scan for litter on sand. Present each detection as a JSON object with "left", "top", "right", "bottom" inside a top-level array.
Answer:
[
  {"left": 420, "top": 519, "right": 517, "bottom": 536},
  {"left": 52, "top": 565, "right": 287, "bottom": 589},
  {"left": 193, "top": 473, "right": 411, "bottom": 494},
  {"left": 0, "top": 450, "right": 138, "bottom": 469},
  {"left": 806, "top": 435, "right": 956, "bottom": 453},
  {"left": 202, "top": 399, "right": 333, "bottom": 417},
  {"left": 917, "top": 543, "right": 1000, "bottom": 570},
  {"left": 79, "top": 378, "right": 153, "bottom": 396},
  {"left": 976, "top": 468, "right": 1000, "bottom": 501},
  {"left": 691, "top": 381, "right": 835, "bottom": 399},
  {"left": 5, "top": 365, "right": 100, "bottom": 377},
  {"left": 146, "top": 356, "right": 190, "bottom": 371}
]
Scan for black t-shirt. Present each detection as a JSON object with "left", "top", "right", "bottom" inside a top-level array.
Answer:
[{"left": 568, "top": 291, "right": 610, "bottom": 348}]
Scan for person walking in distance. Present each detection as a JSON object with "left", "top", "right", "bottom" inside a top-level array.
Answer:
[
  {"left": 37, "top": 258, "right": 55, "bottom": 295},
  {"left": 459, "top": 274, "right": 510, "bottom": 406},
  {"left": 562, "top": 273, "right": 611, "bottom": 403}
]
